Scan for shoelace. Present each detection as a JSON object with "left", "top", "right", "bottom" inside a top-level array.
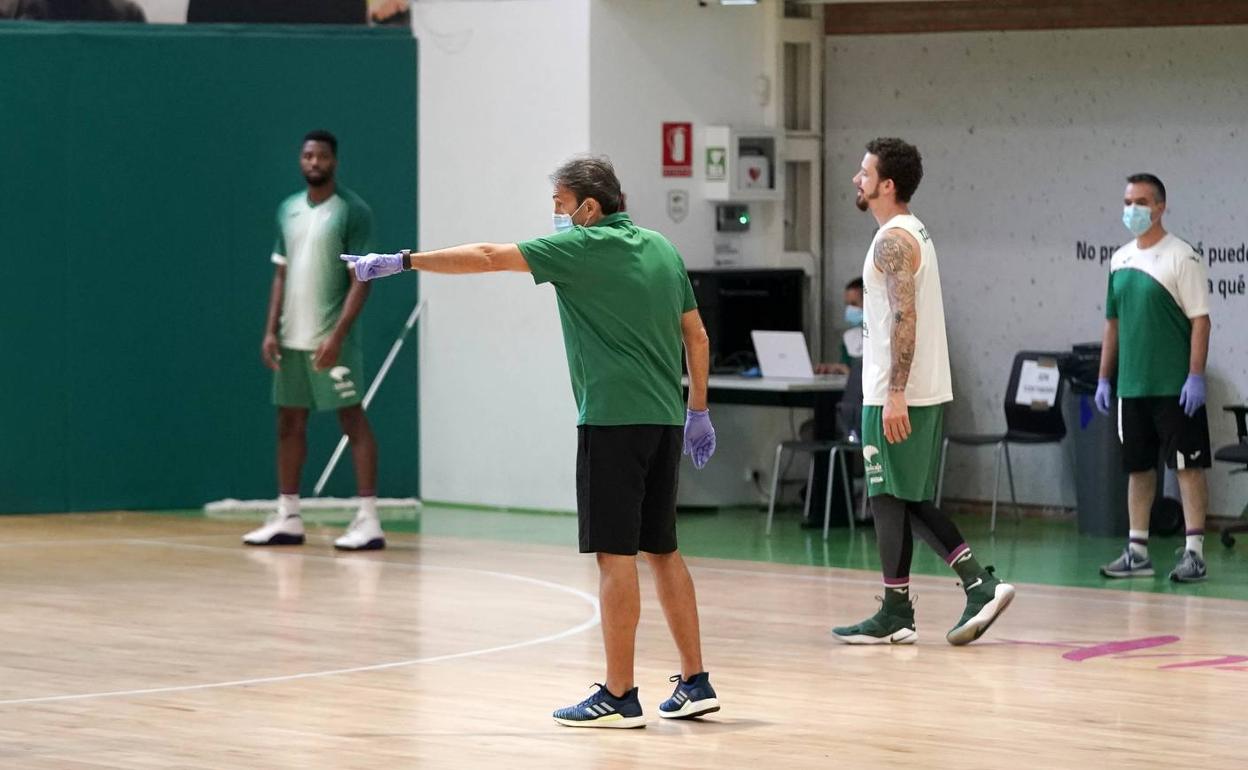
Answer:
[
  {"left": 576, "top": 683, "right": 610, "bottom": 708},
  {"left": 873, "top": 593, "right": 918, "bottom": 609}
]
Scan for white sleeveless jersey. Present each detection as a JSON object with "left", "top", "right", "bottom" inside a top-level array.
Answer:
[{"left": 861, "top": 213, "right": 953, "bottom": 406}]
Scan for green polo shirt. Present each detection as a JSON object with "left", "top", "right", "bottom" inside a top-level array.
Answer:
[{"left": 518, "top": 212, "right": 697, "bottom": 426}]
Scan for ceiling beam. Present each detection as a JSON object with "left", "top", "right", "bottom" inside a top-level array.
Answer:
[{"left": 824, "top": 0, "right": 1248, "bottom": 35}]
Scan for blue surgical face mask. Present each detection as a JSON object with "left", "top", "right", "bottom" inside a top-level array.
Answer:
[
  {"left": 844, "top": 305, "right": 864, "bottom": 326},
  {"left": 1122, "top": 204, "right": 1153, "bottom": 237},
  {"left": 552, "top": 200, "right": 587, "bottom": 234}
]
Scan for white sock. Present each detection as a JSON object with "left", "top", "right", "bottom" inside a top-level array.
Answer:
[
  {"left": 358, "top": 496, "right": 378, "bottom": 520},
  {"left": 279, "top": 494, "right": 301, "bottom": 517},
  {"left": 1186, "top": 532, "right": 1205, "bottom": 558},
  {"left": 1128, "top": 529, "right": 1149, "bottom": 558}
]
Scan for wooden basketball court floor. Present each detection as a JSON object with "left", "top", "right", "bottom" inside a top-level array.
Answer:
[{"left": 1, "top": 512, "right": 1246, "bottom": 768}]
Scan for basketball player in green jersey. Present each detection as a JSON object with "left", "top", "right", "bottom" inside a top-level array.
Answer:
[{"left": 244, "top": 130, "right": 385, "bottom": 551}]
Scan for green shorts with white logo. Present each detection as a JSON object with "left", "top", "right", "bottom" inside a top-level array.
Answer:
[
  {"left": 273, "top": 340, "right": 365, "bottom": 411},
  {"left": 861, "top": 404, "right": 945, "bottom": 502}
]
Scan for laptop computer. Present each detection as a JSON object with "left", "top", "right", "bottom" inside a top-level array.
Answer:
[{"left": 750, "top": 330, "right": 818, "bottom": 379}]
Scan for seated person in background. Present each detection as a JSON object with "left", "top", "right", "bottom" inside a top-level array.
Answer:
[{"left": 815, "top": 277, "right": 864, "bottom": 375}]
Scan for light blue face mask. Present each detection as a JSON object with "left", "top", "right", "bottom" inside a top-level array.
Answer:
[
  {"left": 552, "top": 200, "right": 587, "bottom": 234},
  {"left": 844, "top": 305, "right": 864, "bottom": 326},
  {"left": 1122, "top": 204, "right": 1153, "bottom": 237}
]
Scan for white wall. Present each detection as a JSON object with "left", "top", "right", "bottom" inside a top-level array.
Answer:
[
  {"left": 589, "top": 0, "right": 810, "bottom": 505},
  {"left": 413, "top": 0, "right": 591, "bottom": 511},
  {"left": 588, "top": 0, "right": 778, "bottom": 266},
  {"left": 824, "top": 27, "right": 1248, "bottom": 516},
  {"left": 413, "top": 0, "right": 809, "bottom": 510}
]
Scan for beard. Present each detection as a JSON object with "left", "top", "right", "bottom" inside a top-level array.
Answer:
[
  {"left": 303, "top": 170, "right": 332, "bottom": 186},
  {"left": 855, "top": 187, "right": 877, "bottom": 212}
]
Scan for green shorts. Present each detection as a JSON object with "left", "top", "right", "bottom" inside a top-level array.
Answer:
[
  {"left": 272, "top": 340, "right": 365, "bottom": 411},
  {"left": 861, "top": 404, "right": 945, "bottom": 502}
]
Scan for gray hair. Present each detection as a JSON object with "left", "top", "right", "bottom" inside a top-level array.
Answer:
[{"left": 550, "top": 155, "right": 625, "bottom": 214}]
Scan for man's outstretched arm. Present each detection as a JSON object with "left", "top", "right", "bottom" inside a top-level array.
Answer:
[{"left": 341, "top": 244, "right": 529, "bottom": 280}]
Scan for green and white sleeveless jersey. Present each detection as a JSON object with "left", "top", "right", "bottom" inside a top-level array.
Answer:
[
  {"left": 1105, "top": 233, "right": 1208, "bottom": 397},
  {"left": 861, "top": 213, "right": 952, "bottom": 407},
  {"left": 271, "top": 187, "right": 373, "bottom": 350}
]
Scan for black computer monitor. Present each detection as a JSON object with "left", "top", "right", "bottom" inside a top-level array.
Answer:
[{"left": 687, "top": 268, "right": 805, "bottom": 373}]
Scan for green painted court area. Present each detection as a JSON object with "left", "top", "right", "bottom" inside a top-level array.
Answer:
[{"left": 183, "top": 504, "right": 1248, "bottom": 602}]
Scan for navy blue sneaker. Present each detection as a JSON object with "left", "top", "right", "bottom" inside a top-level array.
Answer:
[
  {"left": 658, "top": 672, "right": 720, "bottom": 720},
  {"left": 552, "top": 684, "right": 645, "bottom": 729}
]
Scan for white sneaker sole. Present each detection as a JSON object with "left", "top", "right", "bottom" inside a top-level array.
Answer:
[
  {"left": 333, "top": 538, "right": 385, "bottom": 552},
  {"left": 832, "top": 627, "right": 917, "bottom": 645},
  {"left": 1101, "top": 567, "right": 1155, "bottom": 578},
  {"left": 947, "top": 583, "right": 1015, "bottom": 646},
  {"left": 242, "top": 533, "right": 305, "bottom": 546},
  {"left": 553, "top": 714, "right": 646, "bottom": 729},
  {"left": 658, "top": 697, "right": 720, "bottom": 719},
  {"left": 1169, "top": 570, "right": 1208, "bottom": 583}
]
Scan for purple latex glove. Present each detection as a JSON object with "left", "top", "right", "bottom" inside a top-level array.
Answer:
[
  {"left": 1094, "top": 377, "right": 1112, "bottom": 416},
  {"left": 340, "top": 252, "right": 406, "bottom": 282},
  {"left": 683, "top": 408, "right": 716, "bottom": 469},
  {"left": 1179, "top": 373, "right": 1206, "bottom": 417}
]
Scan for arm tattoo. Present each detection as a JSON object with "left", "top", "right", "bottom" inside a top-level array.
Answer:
[{"left": 873, "top": 231, "right": 917, "bottom": 393}]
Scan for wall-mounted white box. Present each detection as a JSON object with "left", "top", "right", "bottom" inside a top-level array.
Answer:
[{"left": 703, "top": 126, "right": 784, "bottom": 202}]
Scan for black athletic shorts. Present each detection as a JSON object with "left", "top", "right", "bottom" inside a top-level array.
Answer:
[
  {"left": 576, "top": 425, "right": 682, "bottom": 555},
  {"left": 1118, "top": 396, "right": 1211, "bottom": 473}
]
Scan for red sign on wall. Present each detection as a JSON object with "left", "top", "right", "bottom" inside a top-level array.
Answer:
[{"left": 662, "top": 122, "right": 692, "bottom": 177}]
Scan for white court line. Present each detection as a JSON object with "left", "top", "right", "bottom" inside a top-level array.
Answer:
[{"left": 0, "top": 539, "right": 600, "bottom": 707}]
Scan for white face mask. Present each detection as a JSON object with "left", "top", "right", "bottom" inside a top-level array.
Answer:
[
  {"left": 552, "top": 200, "right": 587, "bottom": 233},
  {"left": 1122, "top": 204, "right": 1154, "bottom": 237}
]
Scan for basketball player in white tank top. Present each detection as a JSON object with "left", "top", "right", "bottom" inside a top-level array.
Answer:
[{"left": 831, "top": 138, "right": 1015, "bottom": 647}]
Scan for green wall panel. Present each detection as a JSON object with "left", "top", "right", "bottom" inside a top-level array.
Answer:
[{"left": 0, "top": 23, "right": 419, "bottom": 512}]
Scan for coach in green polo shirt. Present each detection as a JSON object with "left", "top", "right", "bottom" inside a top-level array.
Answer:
[
  {"left": 1094, "top": 173, "right": 1212, "bottom": 584},
  {"left": 341, "top": 156, "right": 722, "bottom": 728}
]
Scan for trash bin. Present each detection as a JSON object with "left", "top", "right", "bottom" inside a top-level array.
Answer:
[{"left": 1061, "top": 343, "right": 1130, "bottom": 537}]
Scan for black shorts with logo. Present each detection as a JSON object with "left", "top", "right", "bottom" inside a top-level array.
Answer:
[
  {"left": 576, "top": 425, "right": 682, "bottom": 555},
  {"left": 1118, "top": 396, "right": 1211, "bottom": 473}
]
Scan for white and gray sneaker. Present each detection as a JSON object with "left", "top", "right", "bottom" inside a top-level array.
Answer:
[
  {"left": 242, "top": 512, "right": 305, "bottom": 546},
  {"left": 334, "top": 515, "right": 386, "bottom": 551},
  {"left": 1100, "top": 547, "right": 1154, "bottom": 578},
  {"left": 1169, "top": 550, "right": 1207, "bottom": 583}
]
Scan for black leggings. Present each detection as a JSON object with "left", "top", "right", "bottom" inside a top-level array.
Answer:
[{"left": 871, "top": 495, "right": 967, "bottom": 581}]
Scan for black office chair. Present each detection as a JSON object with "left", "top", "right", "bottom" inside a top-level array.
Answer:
[
  {"left": 822, "top": 356, "right": 868, "bottom": 536},
  {"left": 1216, "top": 405, "right": 1248, "bottom": 547},
  {"left": 766, "top": 357, "right": 864, "bottom": 541},
  {"left": 936, "top": 351, "right": 1067, "bottom": 532},
  {"left": 765, "top": 437, "right": 853, "bottom": 540}
]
